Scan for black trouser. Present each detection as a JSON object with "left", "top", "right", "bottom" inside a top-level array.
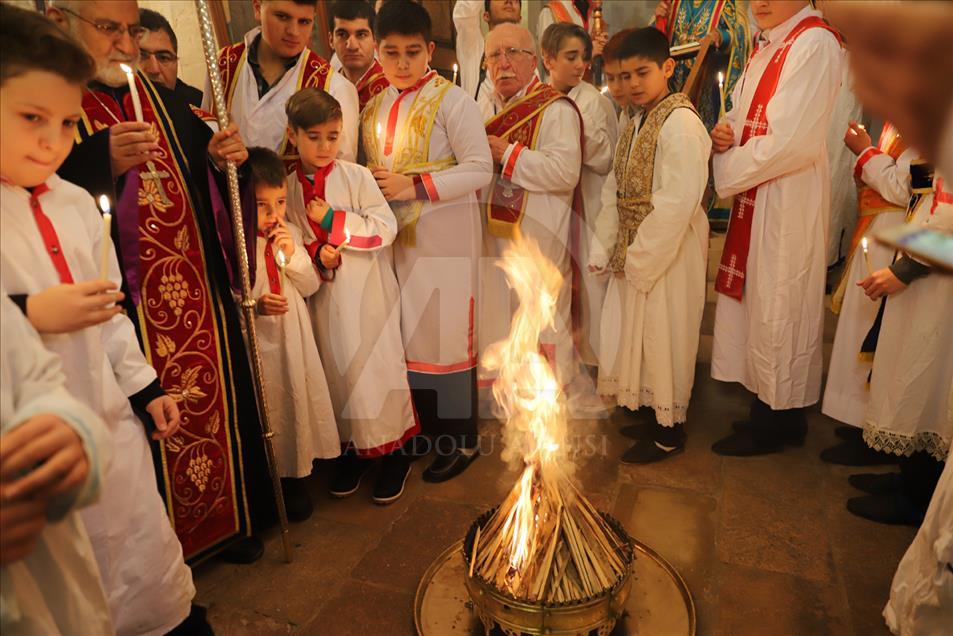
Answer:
[
  {"left": 900, "top": 451, "right": 944, "bottom": 513},
  {"left": 408, "top": 367, "right": 478, "bottom": 452}
]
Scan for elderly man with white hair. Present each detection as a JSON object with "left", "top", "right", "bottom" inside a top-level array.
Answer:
[{"left": 478, "top": 22, "right": 583, "bottom": 387}]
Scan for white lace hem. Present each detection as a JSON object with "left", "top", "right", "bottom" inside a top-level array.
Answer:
[
  {"left": 863, "top": 425, "right": 951, "bottom": 462},
  {"left": 598, "top": 378, "right": 688, "bottom": 427}
]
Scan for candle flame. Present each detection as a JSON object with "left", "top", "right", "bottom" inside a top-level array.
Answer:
[
  {"left": 98, "top": 194, "right": 111, "bottom": 214},
  {"left": 119, "top": 63, "right": 133, "bottom": 75},
  {"left": 861, "top": 237, "right": 869, "bottom": 252},
  {"left": 717, "top": 71, "right": 724, "bottom": 86},
  {"left": 453, "top": 63, "right": 458, "bottom": 73},
  {"left": 344, "top": 227, "right": 351, "bottom": 242},
  {"left": 275, "top": 248, "right": 288, "bottom": 268}
]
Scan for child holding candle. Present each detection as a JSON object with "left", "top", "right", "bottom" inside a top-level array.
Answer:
[
  {"left": 0, "top": 6, "right": 198, "bottom": 633},
  {"left": 588, "top": 27, "right": 710, "bottom": 464},
  {"left": 245, "top": 146, "right": 339, "bottom": 521},
  {"left": 283, "top": 88, "right": 420, "bottom": 504}
]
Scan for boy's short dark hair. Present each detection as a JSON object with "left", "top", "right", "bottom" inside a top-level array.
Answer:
[
  {"left": 0, "top": 4, "right": 94, "bottom": 87},
  {"left": 484, "top": 0, "right": 522, "bottom": 12},
  {"left": 602, "top": 28, "right": 635, "bottom": 64},
  {"left": 375, "top": 0, "right": 432, "bottom": 43},
  {"left": 328, "top": 0, "right": 375, "bottom": 33},
  {"left": 617, "top": 27, "right": 672, "bottom": 67},
  {"left": 139, "top": 8, "right": 178, "bottom": 52},
  {"left": 285, "top": 88, "right": 343, "bottom": 130},
  {"left": 247, "top": 147, "right": 288, "bottom": 189},
  {"left": 541, "top": 22, "right": 592, "bottom": 61}
]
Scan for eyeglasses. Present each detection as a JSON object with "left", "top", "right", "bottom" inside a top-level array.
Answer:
[
  {"left": 60, "top": 7, "right": 147, "bottom": 41},
  {"left": 141, "top": 50, "right": 179, "bottom": 65},
  {"left": 484, "top": 47, "right": 535, "bottom": 65}
]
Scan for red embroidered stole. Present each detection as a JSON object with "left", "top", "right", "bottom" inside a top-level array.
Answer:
[
  {"left": 217, "top": 42, "right": 333, "bottom": 164},
  {"left": 484, "top": 81, "right": 566, "bottom": 238},
  {"left": 355, "top": 59, "right": 390, "bottom": 112},
  {"left": 715, "top": 16, "right": 840, "bottom": 301},
  {"left": 549, "top": 1, "right": 588, "bottom": 30},
  {"left": 78, "top": 74, "right": 249, "bottom": 560}
]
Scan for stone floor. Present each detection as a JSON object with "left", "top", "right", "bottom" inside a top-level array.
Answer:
[{"left": 193, "top": 237, "right": 917, "bottom": 635}]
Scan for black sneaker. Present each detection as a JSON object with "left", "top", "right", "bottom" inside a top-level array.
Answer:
[
  {"left": 372, "top": 454, "right": 411, "bottom": 505},
  {"left": 329, "top": 455, "right": 372, "bottom": 498},
  {"left": 620, "top": 439, "right": 684, "bottom": 464}
]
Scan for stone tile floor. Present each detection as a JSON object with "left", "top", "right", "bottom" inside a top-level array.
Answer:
[{"left": 194, "top": 237, "right": 915, "bottom": 634}]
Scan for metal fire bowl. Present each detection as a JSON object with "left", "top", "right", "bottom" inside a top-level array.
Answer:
[
  {"left": 414, "top": 509, "right": 696, "bottom": 636},
  {"left": 459, "top": 508, "right": 633, "bottom": 636}
]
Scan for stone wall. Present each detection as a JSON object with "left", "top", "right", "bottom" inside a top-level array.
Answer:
[{"left": 139, "top": 0, "right": 207, "bottom": 90}]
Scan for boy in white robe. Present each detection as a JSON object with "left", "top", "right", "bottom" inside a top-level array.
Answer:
[
  {"left": 820, "top": 122, "right": 917, "bottom": 466},
  {"left": 362, "top": 1, "right": 494, "bottom": 484},
  {"left": 708, "top": 0, "right": 844, "bottom": 456},
  {"left": 589, "top": 27, "right": 710, "bottom": 464},
  {"left": 245, "top": 147, "right": 339, "bottom": 521},
  {"left": 541, "top": 23, "right": 618, "bottom": 370},
  {"left": 1, "top": 291, "right": 113, "bottom": 636},
  {"left": 602, "top": 28, "right": 636, "bottom": 130},
  {"left": 283, "top": 89, "right": 418, "bottom": 504},
  {"left": 0, "top": 10, "right": 196, "bottom": 633},
  {"left": 204, "top": 0, "right": 360, "bottom": 163},
  {"left": 846, "top": 175, "right": 952, "bottom": 526}
]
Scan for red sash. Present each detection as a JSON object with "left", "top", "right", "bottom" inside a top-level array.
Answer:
[
  {"left": 715, "top": 16, "right": 840, "bottom": 300},
  {"left": 548, "top": 1, "right": 588, "bottom": 30},
  {"left": 79, "top": 73, "right": 249, "bottom": 560},
  {"left": 28, "top": 184, "right": 74, "bottom": 284},
  {"left": 355, "top": 59, "right": 390, "bottom": 112},
  {"left": 257, "top": 232, "right": 283, "bottom": 295}
]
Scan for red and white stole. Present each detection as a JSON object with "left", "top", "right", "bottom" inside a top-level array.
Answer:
[{"left": 715, "top": 16, "right": 840, "bottom": 301}]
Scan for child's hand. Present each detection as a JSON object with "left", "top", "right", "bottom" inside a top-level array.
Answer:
[
  {"left": 0, "top": 497, "right": 47, "bottom": 566},
  {"left": 26, "top": 281, "right": 124, "bottom": 334},
  {"left": 592, "top": 31, "right": 610, "bottom": 58},
  {"left": 256, "top": 293, "right": 289, "bottom": 316},
  {"left": 711, "top": 122, "right": 735, "bottom": 153},
  {"left": 372, "top": 168, "right": 415, "bottom": 201},
  {"left": 319, "top": 244, "right": 342, "bottom": 270},
  {"left": 109, "top": 121, "right": 160, "bottom": 177},
  {"left": 0, "top": 414, "right": 89, "bottom": 504},
  {"left": 268, "top": 221, "right": 296, "bottom": 258},
  {"left": 843, "top": 121, "right": 872, "bottom": 156},
  {"left": 858, "top": 267, "right": 906, "bottom": 300},
  {"left": 145, "top": 395, "right": 181, "bottom": 441},
  {"left": 306, "top": 198, "right": 331, "bottom": 223}
]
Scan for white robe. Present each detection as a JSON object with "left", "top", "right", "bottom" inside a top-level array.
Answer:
[
  {"left": 590, "top": 108, "right": 710, "bottom": 425},
  {"left": 453, "top": 0, "right": 485, "bottom": 100},
  {"left": 285, "top": 161, "right": 418, "bottom": 453},
  {"left": 884, "top": 439, "right": 953, "bottom": 635},
  {"left": 365, "top": 78, "right": 493, "bottom": 373},
  {"left": 821, "top": 147, "right": 917, "bottom": 427},
  {"left": 0, "top": 292, "right": 114, "bottom": 636},
  {"left": 568, "top": 81, "right": 618, "bottom": 366},
  {"left": 479, "top": 83, "right": 583, "bottom": 385},
  {"left": 203, "top": 28, "right": 359, "bottom": 163},
  {"left": 711, "top": 6, "right": 844, "bottom": 410},
  {"left": 863, "top": 179, "right": 953, "bottom": 461},
  {"left": 249, "top": 226, "right": 339, "bottom": 476},
  {"left": 536, "top": 1, "right": 587, "bottom": 48},
  {"left": 0, "top": 177, "right": 194, "bottom": 636},
  {"left": 825, "top": 63, "right": 864, "bottom": 265}
]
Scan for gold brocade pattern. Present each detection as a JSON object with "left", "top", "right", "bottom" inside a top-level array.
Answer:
[
  {"left": 362, "top": 74, "right": 455, "bottom": 246},
  {"left": 609, "top": 93, "right": 697, "bottom": 272}
]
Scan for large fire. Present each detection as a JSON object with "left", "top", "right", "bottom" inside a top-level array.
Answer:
[{"left": 474, "top": 237, "right": 629, "bottom": 603}]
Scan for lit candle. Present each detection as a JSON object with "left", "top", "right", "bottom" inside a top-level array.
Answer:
[
  {"left": 452, "top": 63, "right": 459, "bottom": 85},
  {"left": 861, "top": 237, "right": 873, "bottom": 276},
  {"left": 334, "top": 227, "right": 352, "bottom": 255},
  {"left": 275, "top": 247, "right": 288, "bottom": 295},
  {"left": 119, "top": 63, "right": 144, "bottom": 122},
  {"left": 717, "top": 71, "right": 726, "bottom": 120},
  {"left": 98, "top": 195, "right": 112, "bottom": 279},
  {"left": 376, "top": 121, "right": 385, "bottom": 160}
]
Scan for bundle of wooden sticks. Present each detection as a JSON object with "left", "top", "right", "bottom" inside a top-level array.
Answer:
[{"left": 469, "top": 463, "right": 630, "bottom": 603}]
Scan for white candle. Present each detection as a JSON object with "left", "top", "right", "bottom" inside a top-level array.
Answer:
[
  {"left": 334, "top": 227, "right": 352, "bottom": 255},
  {"left": 861, "top": 237, "right": 873, "bottom": 276},
  {"left": 98, "top": 195, "right": 112, "bottom": 279},
  {"left": 452, "top": 63, "right": 459, "bottom": 85},
  {"left": 717, "top": 71, "right": 726, "bottom": 119},
  {"left": 119, "top": 63, "right": 144, "bottom": 122},
  {"left": 275, "top": 247, "right": 288, "bottom": 295}
]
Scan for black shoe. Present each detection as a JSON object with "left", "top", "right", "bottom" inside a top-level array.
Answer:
[
  {"left": 402, "top": 435, "right": 432, "bottom": 461},
  {"left": 820, "top": 439, "right": 900, "bottom": 466},
  {"left": 711, "top": 430, "right": 786, "bottom": 456},
  {"left": 280, "top": 477, "right": 314, "bottom": 523},
  {"left": 846, "top": 492, "right": 923, "bottom": 526},
  {"left": 730, "top": 402, "right": 805, "bottom": 447},
  {"left": 329, "top": 455, "right": 372, "bottom": 498},
  {"left": 730, "top": 419, "right": 807, "bottom": 445},
  {"left": 835, "top": 425, "right": 863, "bottom": 441},
  {"left": 620, "top": 439, "right": 684, "bottom": 464},
  {"left": 167, "top": 604, "right": 214, "bottom": 636},
  {"left": 218, "top": 535, "right": 264, "bottom": 564},
  {"left": 619, "top": 420, "right": 654, "bottom": 439},
  {"left": 848, "top": 472, "right": 902, "bottom": 495},
  {"left": 372, "top": 456, "right": 411, "bottom": 505},
  {"left": 422, "top": 449, "right": 479, "bottom": 483}
]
